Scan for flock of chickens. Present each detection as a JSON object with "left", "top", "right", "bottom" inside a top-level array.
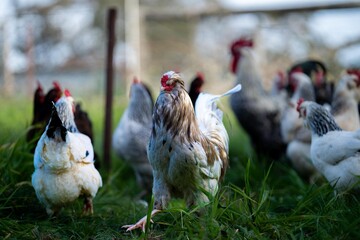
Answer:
[{"left": 26, "top": 37, "right": 360, "bottom": 232}]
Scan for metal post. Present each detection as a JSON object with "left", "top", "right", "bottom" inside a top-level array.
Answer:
[{"left": 103, "top": 8, "right": 117, "bottom": 171}]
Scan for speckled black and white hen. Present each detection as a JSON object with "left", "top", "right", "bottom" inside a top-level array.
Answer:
[{"left": 298, "top": 100, "right": 360, "bottom": 191}]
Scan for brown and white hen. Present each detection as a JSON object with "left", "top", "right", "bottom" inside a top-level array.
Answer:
[{"left": 122, "top": 71, "right": 241, "bottom": 231}]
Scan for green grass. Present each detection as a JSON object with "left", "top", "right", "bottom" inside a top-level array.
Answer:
[{"left": 1, "top": 96, "right": 360, "bottom": 239}]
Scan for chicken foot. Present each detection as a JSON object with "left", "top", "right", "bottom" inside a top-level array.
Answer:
[{"left": 122, "top": 209, "right": 161, "bottom": 232}]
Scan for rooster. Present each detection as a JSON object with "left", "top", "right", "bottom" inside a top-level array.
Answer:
[
  {"left": 122, "top": 71, "right": 241, "bottom": 231},
  {"left": 32, "top": 93, "right": 102, "bottom": 216},
  {"left": 27, "top": 81, "right": 62, "bottom": 148},
  {"left": 298, "top": 100, "right": 360, "bottom": 191},
  {"left": 112, "top": 77, "right": 154, "bottom": 197},
  {"left": 229, "top": 38, "right": 286, "bottom": 160},
  {"left": 331, "top": 70, "right": 360, "bottom": 131}
]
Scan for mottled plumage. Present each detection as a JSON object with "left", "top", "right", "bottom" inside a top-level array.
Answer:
[{"left": 123, "top": 71, "right": 241, "bottom": 231}]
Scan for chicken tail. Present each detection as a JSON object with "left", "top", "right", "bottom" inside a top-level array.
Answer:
[
  {"left": 195, "top": 84, "right": 241, "bottom": 120},
  {"left": 46, "top": 103, "right": 67, "bottom": 141},
  {"left": 195, "top": 84, "right": 241, "bottom": 180}
]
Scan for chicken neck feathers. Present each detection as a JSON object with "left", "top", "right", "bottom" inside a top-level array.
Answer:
[{"left": 305, "top": 104, "right": 342, "bottom": 137}]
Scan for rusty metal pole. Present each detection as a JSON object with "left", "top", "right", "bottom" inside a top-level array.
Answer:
[{"left": 103, "top": 8, "right": 117, "bottom": 171}]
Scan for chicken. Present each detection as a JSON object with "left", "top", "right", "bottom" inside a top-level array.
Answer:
[
  {"left": 112, "top": 77, "right": 154, "bottom": 197},
  {"left": 331, "top": 71, "right": 360, "bottom": 131},
  {"left": 280, "top": 72, "right": 319, "bottom": 182},
  {"left": 347, "top": 69, "right": 360, "bottom": 117},
  {"left": 27, "top": 81, "right": 63, "bottom": 148},
  {"left": 281, "top": 72, "right": 315, "bottom": 143},
  {"left": 229, "top": 38, "right": 287, "bottom": 160},
  {"left": 298, "top": 100, "right": 360, "bottom": 191},
  {"left": 73, "top": 100, "right": 101, "bottom": 169},
  {"left": 42, "top": 81, "right": 63, "bottom": 124},
  {"left": 188, "top": 72, "right": 205, "bottom": 107},
  {"left": 31, "top": 82, "right": 46, "bottom": 125},
  {"left": 270, "top": 71, "right": 287, "bottom": 96},
  {"left": 31, "top": 93, "right": 102, "bottom": 216},
  {"left": 74, "top": 103, "right": 94, "bottom": 143},
  {"left": 122, "top": 71, "right": 241, "bottom": 231},
  {"left": 288, "top": 59, "right": 334, "bottom": 105}
]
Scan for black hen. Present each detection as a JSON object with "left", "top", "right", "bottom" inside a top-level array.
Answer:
[
  {"left": 229, "top": 38, "right": 287, "bottom": 160},
  {"left": 188, "top": 72, "right": 205, "bottom": 107},
  {"left": 27, "top": 81, "right": 62, "bottom": 150}
]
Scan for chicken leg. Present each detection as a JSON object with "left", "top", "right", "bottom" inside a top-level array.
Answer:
[
  {"left": 122, "top": 209, "right": 161, "bottom": 232},
  {"left": 82, "top": 196, "right": 93, "bottom": 215}
]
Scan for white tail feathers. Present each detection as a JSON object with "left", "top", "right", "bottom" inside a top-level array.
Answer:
[
  {"left": 218, "top": 84, "right": 242, "bottom": 99},
  {"left": 195, "top": 84, "right": 242, "bottom": 126},
  {"left": 195, "top": 84, "right": 242, "bottom": 116},
  {"left": 194, "top": 84, "right": 241, "bottom": 154},
  {"left": 208, "top": 84, "right": 242, "bottom": 103}
]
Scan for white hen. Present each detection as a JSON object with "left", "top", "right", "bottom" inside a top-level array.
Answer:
[
  {"left": 32, "top": 95, "right": 102, "bottom": 216},
  {"left": 331, "top": 72, "right": 360, "bottom": 131},
  {"left": 280, "top": 72, "right": 320, "bottom": 182},
  {"left": 298, "top": 100, "right": 360, "bottom": 191}
]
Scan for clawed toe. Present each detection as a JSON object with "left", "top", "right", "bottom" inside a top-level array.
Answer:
[{"left": 122, "top": 217, "right": 147, "bottom": 232}]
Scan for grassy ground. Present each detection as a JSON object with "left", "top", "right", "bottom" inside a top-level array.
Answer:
[{"left": 1, "top": 95, "right": 360, "bottom": 239}]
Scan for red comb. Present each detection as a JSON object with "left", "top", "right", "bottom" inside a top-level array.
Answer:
[
  {"left": 276, "top": 71, "right": 287, "bottom": 88},
  {"left": 347, "top": 69, "right": 360, "bottom": 80},
  {"left": 64, "top": 89, "right": 71, "bottom": 97},
  {"left": 291, "top": 66, "right": 303, "bottom": 74},
  {"left": 296, "top": 98, "right": 304, "bottom": 112},
  {"left": 133, "top": 77, "right": 140, "bottom": 84},
  {"left": 53, "top": 81, "right": 61, "bottom": 91},
  {"left": 161, "top": 74, "right": 169, "bottom": 86},
  {"left": 196, "top": 72, "right": 204, "bottom": 81},
  {"left": 37, "top": 81, "right": 43, "bottom": 90},
  {"left": 347, "top": 69, "right": 360, "bottom": 87},
  {"left": 277, "top": 71, "right": 285, "bottom": 78},
  {"left": 230, "top": 38, "right": 254, "bottom": 53}
]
